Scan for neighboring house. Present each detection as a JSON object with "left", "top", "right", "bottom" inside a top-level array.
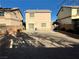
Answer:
[
  {"left": 0, "top": 8, "right": 23, "bottom": 34},
  {"left": 57, "top": 6, "right": 79, "bottom": 31},
  {"left": 26, "top": 10, "right": 52, "bottom": 33}
]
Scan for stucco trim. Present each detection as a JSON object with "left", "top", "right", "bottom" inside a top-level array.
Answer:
[
  {"left": 58, "top": 15, "right": 79, "bottom": 20},
  {"left": 57, "top": 6, "right": 79, "bottom": 16},
  {"left": 5, "top": 18, "right": 22, "bottom": 22}
]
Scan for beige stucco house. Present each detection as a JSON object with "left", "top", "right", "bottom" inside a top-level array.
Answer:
[
  {"left": 26, "top": 10, "right": 52, "bottom": 33},
  {"left": 57, "top": 6, "right": 79, "bottom": 31},
  {"left": 0, "top": 8, "right": 23, "bottom": 34}
]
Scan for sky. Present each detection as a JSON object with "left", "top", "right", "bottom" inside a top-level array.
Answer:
[{"left": 0, "top": 0, "right": 79, "bottom": 22}]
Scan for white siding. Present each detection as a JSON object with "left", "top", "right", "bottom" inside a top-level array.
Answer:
[
  {"left": 58, "top": 7, "right": 71, "bottom": 19},
  {"left": 26, "top": 10, "right": 52, "bottom": 33},
  {"left": 60, "top": 18, "right": 72, "bottom": 24}
]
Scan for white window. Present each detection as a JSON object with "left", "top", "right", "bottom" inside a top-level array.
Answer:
[
  {"left": 61, "top": 8, "right": 64, "bottom": 12},
  {"left": 30, "top": 12, "right": 34, "bottom": 17},
  {"left": 41, "top": 23, "right": 46, "bottom": 27},
  {"left": 13, "top": 12, "right": 18, "bottom": 18},
  {"left": 77, "top": 9, "right": 79, "bottom": 15},
  {"left": 29, "top": 23, "right": 34, "bottom": 29},
  {"left": 0, "top": 12, "right": 4, "bottom": 16},
  {"left": 0, "top": 24, "right": 6, "bottom": 28}
]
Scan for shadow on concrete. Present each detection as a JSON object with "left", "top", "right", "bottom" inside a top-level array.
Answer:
[
  {"left": 53, "top": 27, "right": 79, "bottom": 39},
  {"left": 16, "top": 30, "right": 34, "bottom": 40},
  {"left": 0, "top": 44, "right": 79, "bottom": 59},
  {"left": 0, "top": 32, "right": 17, "bottom": 48},
  {"left": 59, "top": 31, "right": 79, "bottom": 39},
  {"left": 0, "top": 31, "right": 79, "bottom": 59},
  {"left": 0, "top": 32, "right": 17, "bottom": 56},
  {"left": 0, "top": 31, "right": 35, "bottom": 56}
]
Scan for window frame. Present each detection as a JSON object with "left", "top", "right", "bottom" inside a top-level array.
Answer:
[
  {"left": 0, "top": 12, "right": 4, "bottom": 16},
  {"left": 29, "top": 23, "right": 34, "bottom": 29},
  {"left": 41, "top": 23, "right": 46, "bottom": 27},
  {"left": 77, "top": 9, "right": 79, "bottom": 15},
  {"left": 30, "top": 12, "right": 35, "bottom": 17}
]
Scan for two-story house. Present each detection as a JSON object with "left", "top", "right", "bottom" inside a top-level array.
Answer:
[
  {"left": 57, "top": 6, "right": 79, "bottom": 31},
  {"left": 0, "top": 8, "right": 23, "bottom": 34},
  {"left": 26, "top": 10, "right": 52, "bottom": 33}
]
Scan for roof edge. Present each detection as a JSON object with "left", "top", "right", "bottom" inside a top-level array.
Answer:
[
  {"left": 26, "top": 9, "right": 52, "bottom": 13},
  {"left": 57, "top": 5, "right": 79, "bottom": 16}
]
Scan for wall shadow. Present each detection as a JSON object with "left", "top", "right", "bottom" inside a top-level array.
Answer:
[
  {"left": 0, "top": 31, "right": 35, "bottom": 57},
  {"left": 0, "top": 44, "right": 79, "bottom": 59},
  {"left": 59, "top": 31, "right": 79, "bottom": 39},
  {"left": 0, "top": 31, "right": 79, "bottom": 59},
  {"left": 53, "top": 27, "right": 79, "bottom": 39}
]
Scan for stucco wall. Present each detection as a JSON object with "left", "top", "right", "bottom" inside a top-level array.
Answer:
[
  {"left": 58, "top": 7, "right": 71, "bottom": 19},
  {"left": 26, "top": 12, "right": 52, "bottom": 33},
  {"left": 0, "top": 10, "right": 23, "bottom": 33},
  {"left": 57, "top": 7, "right": 79, "bottom": 30},
  {"left": 59, "top": 18, "right": 72, "bottom": 24}
]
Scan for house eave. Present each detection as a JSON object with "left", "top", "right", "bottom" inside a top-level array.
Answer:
[{"left": 57, "top": 5, "right": 79, "bottom": 16}]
